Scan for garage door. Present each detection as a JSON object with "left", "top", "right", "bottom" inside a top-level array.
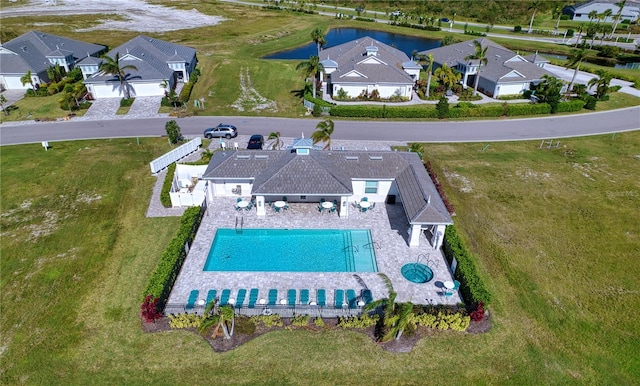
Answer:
[
  {"left": 90, "top": 84, "right": 122, "bottom": 98},
  {"left": 496, "top": 83, "right": 526, "bottom": 97},
  {"left": 2, "top": 76, "right": 28, "bottom": 89}
]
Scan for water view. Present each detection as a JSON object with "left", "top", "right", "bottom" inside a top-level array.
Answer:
[{"left": 264, "top": 28, "right": 440, "bottom": 59}]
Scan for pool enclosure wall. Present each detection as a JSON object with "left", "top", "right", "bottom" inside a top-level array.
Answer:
[{"left": 169, "top": 164, "right": 209, "bottom": 207}]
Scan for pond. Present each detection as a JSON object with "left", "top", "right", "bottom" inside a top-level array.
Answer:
[{"left": 264, "top": 27, "right": 440, "bottom": 60}]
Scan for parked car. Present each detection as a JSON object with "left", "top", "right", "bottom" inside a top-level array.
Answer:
[
  {"left": 247, "top": 134, "right": 264, "bottom": 150},
  {"left": 204, "top": 124, "right": 237, "bottom": 139},
  {"left": 391, "top": 10, "right": 402, "bottom": 16},
  {"left": 440, "top": 18, "right": 450, "bottom": 23}
]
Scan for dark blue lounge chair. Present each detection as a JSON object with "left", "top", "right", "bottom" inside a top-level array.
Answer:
[
  {"left": 334, "top": 289, "right": 345, "bottom": 309},
  {"left": 317, "top": 289, "right": 326, "bottom": 307},
  {"left": 206, "top": 289, "right": 217, "bottom": 306},
  {"left": 235, "top": 289, "right": 247, "bottom": 308},
  {"left": 287, "top": 289, "right": 296, "bottom": 307},
  {"left": 268, "top": 289, "right": 278, "bottom": 305},
  {"left": 248, "top": 288, "right": 259, "bottom": 308},
  {"left": 300, "top": 289, "right": 310, "bottom": 305},
  {"left": 346, "top": 289, "right": 357, "bottom": 309},
  {"left": 219, "top": 289, "right": 231, "bottom": 306},
  {"left": 186, "top": 290, "right": 199, "bottom": 310}
]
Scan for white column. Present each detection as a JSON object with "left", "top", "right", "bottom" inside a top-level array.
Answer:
[
  {"left": 340, "top": 196, "right": 348, "bottom": 217},
  {"left": 256, "top": 195, "right": 266, "bottom": 216},
  {"left": 408, "top": 224, "right": 421, "bottom": 247},
  {"left": 434, "top": 225, "right": 447, "bottom": 249}
]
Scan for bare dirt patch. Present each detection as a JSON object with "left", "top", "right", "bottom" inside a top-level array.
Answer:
[
  {"left": 231, "top": 67, "right": 278, "bottom": 112},
  {"left": 2, "top": 0, "right": 226, "bottom": 32}
]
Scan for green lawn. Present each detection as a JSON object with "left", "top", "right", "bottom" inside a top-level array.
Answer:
[{"left": 2, "top": 132, "right": 639, "bottom": 384}]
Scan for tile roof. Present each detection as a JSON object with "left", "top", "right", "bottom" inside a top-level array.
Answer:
[
  {"left": 319, "top": 37, "right": 415, "bottom": 85},
  {"left": 203, "top": 149, "right": 452, "bottom": 225},
  {"left": 0, "top": 30, "right": 105, "bottom": 76}
]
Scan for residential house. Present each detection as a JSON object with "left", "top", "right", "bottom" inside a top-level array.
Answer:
[
  {"left": 0, "top": 30, "right": 105, "bottom": 90},
  {"left": 201, "top": 139, "right": 452, "bottom": 248},
  {"left": 319, "top": 37, "right": 420, "bottom": 100},
  {"left": 83, "top": 35, "right": 197, "bottom": 99},
  {"left": 418, "top": 38, "right": 556, "bottom": 98},
  {"left": 563, "top": 0, "right": 640, "bottom": 23}
]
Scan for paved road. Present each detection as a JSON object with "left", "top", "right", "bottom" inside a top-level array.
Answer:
[{"left": 1, "top": 107, "right": 638, "bottom": 146}]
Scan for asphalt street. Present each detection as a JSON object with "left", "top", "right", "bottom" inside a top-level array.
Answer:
[{"left": 1, "top": 106, "right": 638, "bottom": 146}]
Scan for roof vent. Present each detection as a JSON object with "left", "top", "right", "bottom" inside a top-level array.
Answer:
[
  {"left": 345, "top": 156, "right": 359, "bottom": 160},
  {"left": 369, "top": 155, "right": 383, "bottom": 161},
  {"left": 254, "top": 155, "right": 269, "bottom": 159},
  {"left": 236, "top": 155, "right": 250, "bottom": 159},
  {"left": 495, "top": 54, "right": 501, "bottom": 58}
]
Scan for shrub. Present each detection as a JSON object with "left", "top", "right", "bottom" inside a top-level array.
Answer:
[
  {"left": 291, "top": 314, "right": 310, "bottom": 327},
  {"left": 513, "top": 25, "right": 522, "bottom": 32},
  {"left": 120, "top": 98, "right": 134, "bottom": 107},
  {"left": 143, "top": 206, "right": 205, "bottom": 309},
  {"left": 165, "top": 120, "right": 183, "bottom": 144},
  {"left": 312, "top": 103, "right": 322, "bottom": 117},
  {"left": 566, "top": 29, "right": 574, "bottom": 37},
  {"left": 506, "top": 103, "right": 551, "bottom": 116},
  {"left": 556, "top": 100, "right": 585, "bottom": 113},
  {"left": 179, "top": 82, "right": 194, "bottom": 102},
  {"left": 235, "top": 316, "right": 256, "bottom": 334},
  {"left": 424, "top": 161, "right": 455, "bottom": 214},
  {"left": 141, "top": 295, "right": 163, "bottom": 323},
  {"left": 337, "top": 313, "right": 379, "bottom": 329},
  {"left": 314, "top": 317, "right": 325, "bottom": 328},
  {"left": 443, "top": 225, "right": 492, "bottom": 305},
  {"left": 470, "top": 302, "right": 485, "bottom": 322},
  {"left": 251, "top": 314, "right": 283, "bottom": 327},
  {"left": 168, "top": 313, "right": 203, "bottom": 328},
  {"left": 160, "top": 163, "right": 176, "bottom": 208},
  {"left": 436, "top": 96, "right": 449, "bottom": 119},
  {"left": 583, "top": 95, "right": 597, "bottom": 110}
]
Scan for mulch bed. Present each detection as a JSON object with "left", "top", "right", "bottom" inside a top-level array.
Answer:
[{"left": 141, "top": 314, "right": 492, "bottom": 353}]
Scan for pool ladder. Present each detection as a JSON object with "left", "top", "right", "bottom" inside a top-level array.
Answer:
[{"left": 235, "top": 215, "right": 243, "bottom": 234}]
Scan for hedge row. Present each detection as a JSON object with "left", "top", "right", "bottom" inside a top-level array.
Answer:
[
  {"left": 143, "top": 206, "right": 205, "bottom": 309},
  {"left": 328, "top": 101, "right": 588, "bottom": 119},
  {"left": 443, "top": 225, "right": 492, "bottom": 306},
  {"left": 179, "top": 82, "right": 194, "bottom": 103},
  {"left": 160, "top": 163, "right": 176, "bottom": 208}
]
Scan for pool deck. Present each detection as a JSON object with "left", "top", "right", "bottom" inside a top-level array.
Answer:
[{"left": 167, "top": 196, "right": 462, "bottom": 313}]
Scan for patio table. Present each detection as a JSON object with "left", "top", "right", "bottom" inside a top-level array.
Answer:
[
  {"left": 236, "top": 201, "right": 249, "bottom": 208},
  {"left": 359, "top": 201, "right": 371, "bottom": 208},
  {"left": 274, "top": 201, "right": 287, "bottom": 208},
  {"left": 321, "top": 201, "right": 334, "bottom": 209}
]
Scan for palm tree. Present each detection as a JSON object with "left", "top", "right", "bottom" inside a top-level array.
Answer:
[
  {"left": 364, "top": 273, "right": 413, "bottom": 341},
  {"left": 198, "top": 300, "right": 235, "bottom": 340},
  {"left": 267, "top": 131, "right": 282, "bottom": 150},
  {"left": 99, "top": 52, "right": 138, "bottom": 99},
  {"left": 20, "top": 70, "right": 35, "bottom": 90},
  {"left": 566, "top": 48, "right": 589, "bottom": 92},
  {"left": 527, "top": 0, "right": 541, "bottom": 33},
  {"left": 434, "top": 64, "right": 461, "bottom": 91},
  {"left": 575, "top": 23, "right": 586, "bottom": 47},
  {"left": 464, "top": 40, "right": 488, "bottom": 96},
  {"left": 0, "top": 94, "right": 8, "bottom": 116},
  {"left": 296, "top": 55, "right": 324, "bottom": 98},
  {"left": 610, "top": 1, "right": 627, "bottom": 38},
  {"left": 310, "top": 27, "right": 326, "bottom": 56},
  {"left": 311, "top": 118, "right": 334, "bottom": 150},
  {"left": 423, "top": 53, "right": 435, "bottom": 98},
  {"left": 587, "top": 69, "right": 613, "bottom": 99}
]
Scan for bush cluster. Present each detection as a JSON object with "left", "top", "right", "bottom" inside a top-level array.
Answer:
[
  {"left": 556, "top": 100, "right": 585, "bottom": 113},
  {"left": 160, "top": 163, "right": 176, "bottom": 208},
  {"left": 179, "top": 82, "right": 194, "bottom": 103},
  {"left": 337, "top": 313, "right": 379, "bottom": 329},
  {"left": 290, "top": 314, "right": 311, "bottom": 327},
  {"left": 120, "top": 98, "right": 134, "bottom": 107},
  {"left": 250, "top": 314, "right": 283, "bottom": 328},
  {"left": 389, "top": 21, "right": 441, "bottom": 32},
  {"left": 464, "top": 30, "right": 487, "bottom": 37},
  {"left": 424, "top": 161, "right": 455, "bottom": 214},
  {"left": 168, "top": 313, "right": 204, "bottom": 328},
  {"left": 141, "top": 295, "right": 163, "bottom": 323},
  {"left": 143, "top": 206, "right": 205, "bottom": 310},
  {"left": 443, "top": 225, "right": 492, "bottom": 306},
  {"left": 409, "top": 310, "right": 470, "bottom": 331}
]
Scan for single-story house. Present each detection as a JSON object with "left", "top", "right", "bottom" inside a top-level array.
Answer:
[
  {"left": 563, "top": 0, "right": 639, "bottom": 23},
  {"left": 201, "top": 138, "right": 452, "bottom": 248},
  {"left": 318, "top": 37, "right": 420, "bottom": 100},
  {"left": 83, "top": 35, "right": 197, "bottom": 99},
  {"left": 418, "top": 38, "right": 556, "bottom": 98},
  {"left": 0, "top": 30, "right": 106, "bottom": 90}
]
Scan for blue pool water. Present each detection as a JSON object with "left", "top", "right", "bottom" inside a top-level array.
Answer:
[
  {"left": 264, "top": 27, "right": 440, "bottom": 59},
  {"left": 204, "top": 228, "right": 378, "bottom": 272}
]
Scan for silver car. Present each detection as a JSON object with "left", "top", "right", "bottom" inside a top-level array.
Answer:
[{"left": 204, "top": 124, "right": 238, "bottom": 139}]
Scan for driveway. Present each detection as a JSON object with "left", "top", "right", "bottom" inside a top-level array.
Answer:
[
  {"left": 0, "top": 89, "right": 25, "bottom": 110},
  {"left": 545, "top": 64, "right": 640, "bottom": 97}
]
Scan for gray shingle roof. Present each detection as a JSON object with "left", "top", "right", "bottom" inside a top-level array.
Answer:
[
  {"left": 418, "top": 38, "right": 554, "bottom": 84},
  {"left": 85, "top": 35, "right": 196, "bottom": 83},
  {"left": 319, "top": 37, "right": 415, "bottom": 85},
  {"left": 203, "top": 149, "right": 452, "bottom": 225},
  {"left": 0, "top": 30, "right": 105, "bottom": 76}
]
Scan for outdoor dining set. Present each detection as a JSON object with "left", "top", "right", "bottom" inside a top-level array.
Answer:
[
  {"left": 356, "top": 197, "right": 375, "bottom": 213},
  {"left": 317, "top": 199, "right": 337, "bottom": 214}
]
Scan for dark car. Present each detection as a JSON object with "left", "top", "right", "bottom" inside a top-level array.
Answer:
[
  {"left": 440, "top": 18, "right": 450, "bottom": 23},
  {"left": 247, "top": 134, "right": 264, "bottom": 150},
  {"left": 204, "top": 124, "right": 237, "bottom": 139}
]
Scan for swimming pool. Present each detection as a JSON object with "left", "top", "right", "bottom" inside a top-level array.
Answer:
[{"left": 203, "top": 228, "right": 378, "bottom": 272}]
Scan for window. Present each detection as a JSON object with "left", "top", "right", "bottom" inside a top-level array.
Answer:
[{"left": 365, "top": 181, "right": 378, "bottom": 194}]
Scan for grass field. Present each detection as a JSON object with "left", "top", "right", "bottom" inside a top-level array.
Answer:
[{"left": 2, "top": 132, "right": 639, "bottom": 384}]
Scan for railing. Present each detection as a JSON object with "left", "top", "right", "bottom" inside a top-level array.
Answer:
[
  {"left": 149, "top": 137, "right": 202, "bottom": 174},
  {"left": 164, "top": 303, "right": 367, "bottom": 318},
  {"left": 303, "top": 98, "right": 332, "bottom": 115}
]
